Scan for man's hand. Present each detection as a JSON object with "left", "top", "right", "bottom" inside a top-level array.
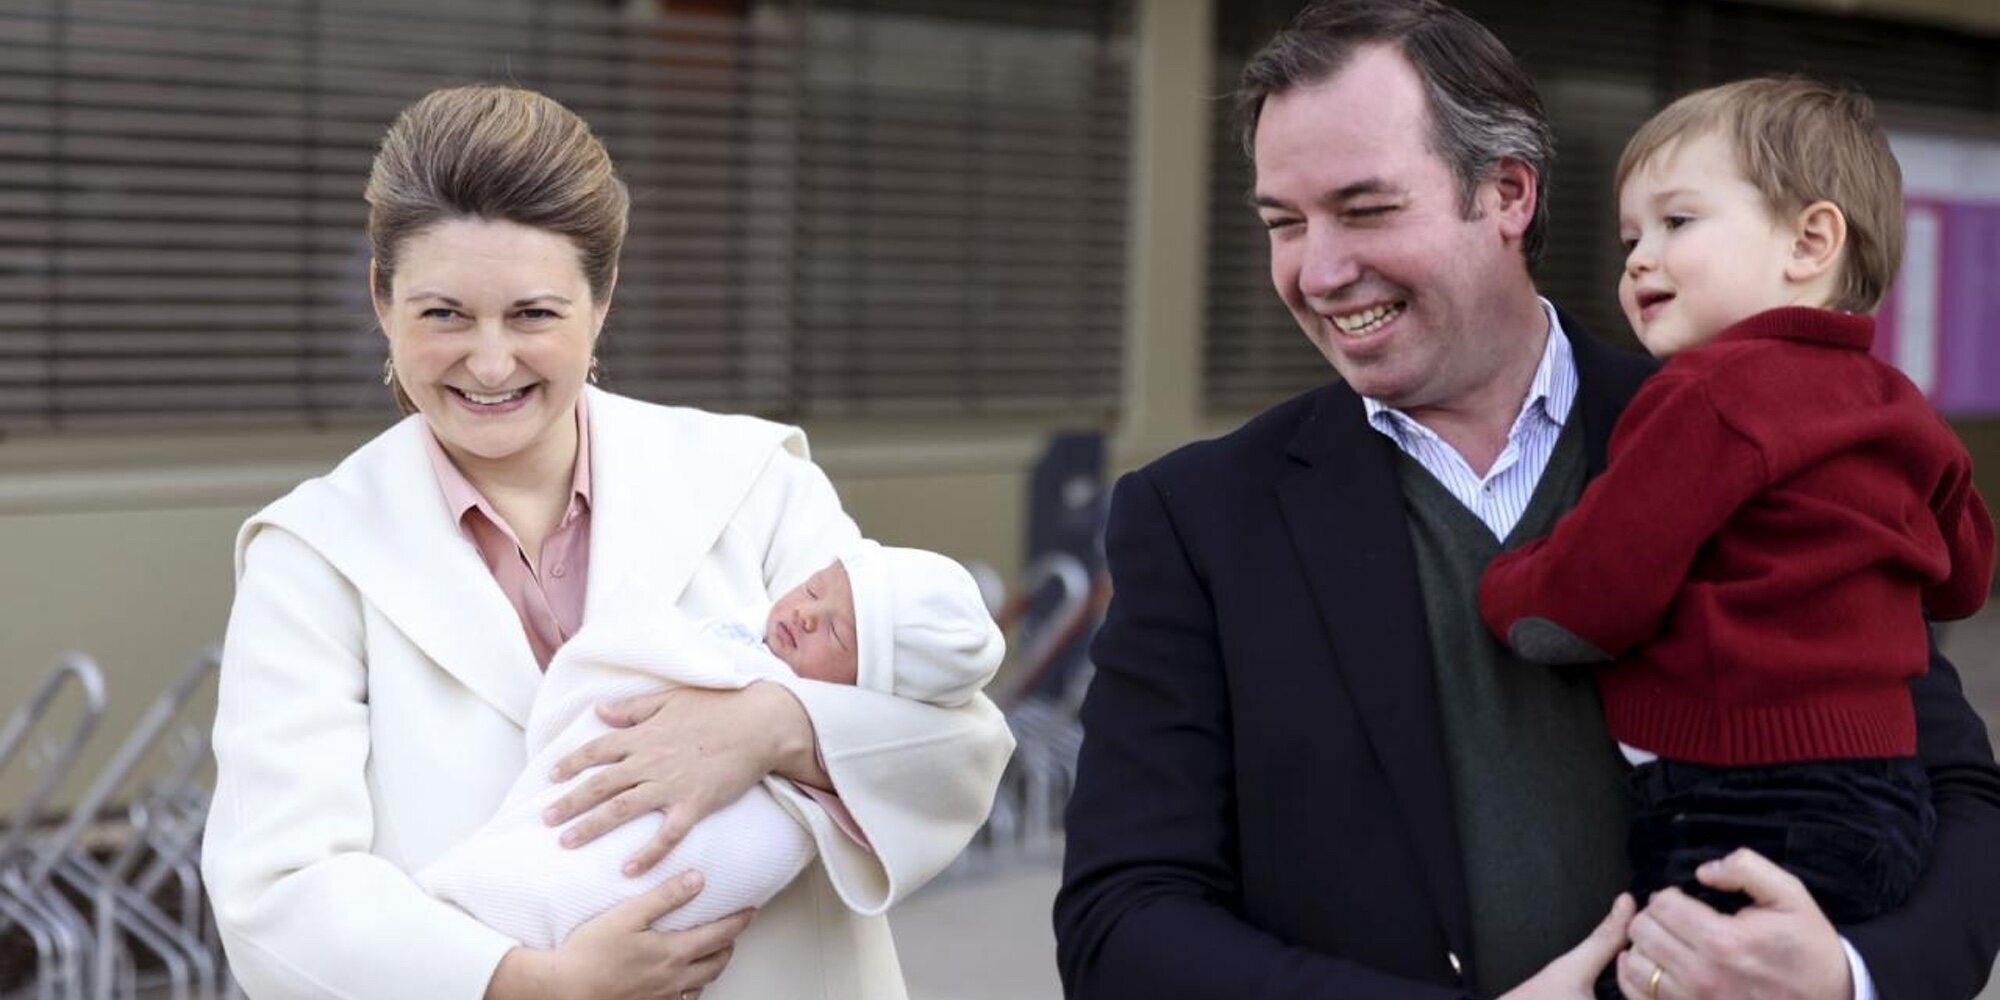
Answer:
[
  {"left": 1622, "top": 849, "right": 1851, "bottom": 1000},
  {"left": 1500, "top": 894, "right": 1635, "bottom": 1000}
]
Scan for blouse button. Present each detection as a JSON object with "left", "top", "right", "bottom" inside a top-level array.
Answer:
[{"left": 551, "top": 563, "right": 567, "bottom": 579}]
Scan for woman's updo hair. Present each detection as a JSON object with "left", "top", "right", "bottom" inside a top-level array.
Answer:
[{"left": 366, "top": 86, "right": 629, "bottom": 412}]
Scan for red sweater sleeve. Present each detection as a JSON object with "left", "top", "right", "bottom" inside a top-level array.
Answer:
[
  {"left": 1924, "top": 447, "right": 1996, "bottom": 621},
  {"left": 1479, "top": 372, "right": 1769, "bottom": 658}
]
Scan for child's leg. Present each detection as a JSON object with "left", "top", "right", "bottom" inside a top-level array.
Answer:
[
  {"left": 1751, "top": 758, "right": 1932, "bottom": 923},
  {"left": 1597, "top": 760, "right": 1788, "bottom": 1000},
  {"left": 1625, "top": 760, "right": 1774, "bottom": 917},
  {"left": 1625, "top": 758, "right": 1933, "bottom": 924}
]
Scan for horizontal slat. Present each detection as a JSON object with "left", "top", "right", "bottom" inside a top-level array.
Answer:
[
  {"left": 3, "top": 0, "right": 1129, "bottom": 428},
  {"left": 2, "top": 13, "right": 1119, "bottom": 106}
]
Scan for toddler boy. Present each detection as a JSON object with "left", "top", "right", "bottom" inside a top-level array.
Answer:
[{"left": 1479, "top": 76, "right": 1993, "bottom": 987}]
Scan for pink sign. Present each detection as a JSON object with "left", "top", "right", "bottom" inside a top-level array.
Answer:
[{"left": 1875, "top": 198, "right": 2000, "bottom": 416}]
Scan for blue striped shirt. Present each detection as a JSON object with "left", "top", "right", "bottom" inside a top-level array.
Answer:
[{"left": 1363, "top": 300, "right": 1576, "bottom": 542}]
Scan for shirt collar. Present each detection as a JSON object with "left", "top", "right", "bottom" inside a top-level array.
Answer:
[
  {"left": 423, "top": 393, "right": 594, "bottom": 525},
  {"left": 1363, "top": 297, "right": 1576, "bottom": 445}
]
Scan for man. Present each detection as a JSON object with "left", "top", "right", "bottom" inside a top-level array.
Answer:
[{"left": 1052, "top": 2, "right": 2000, "bottom": 998}]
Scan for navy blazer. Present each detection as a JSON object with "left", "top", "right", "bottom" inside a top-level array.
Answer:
[{"left": 1054, "top": 321, "right": 2000, "bottom": 999}]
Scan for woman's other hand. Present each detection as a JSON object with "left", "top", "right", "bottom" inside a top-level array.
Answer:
[
  {"left": 486, "top": 870, "right": 752, "bottom": 1000},
  {"left": 543, "top": 681, "right": 827, "bottom": 874}
]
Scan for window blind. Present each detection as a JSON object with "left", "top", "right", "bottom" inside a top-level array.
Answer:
[{"left": 0, "top": 0, "right": 1129, "bottom": 430}]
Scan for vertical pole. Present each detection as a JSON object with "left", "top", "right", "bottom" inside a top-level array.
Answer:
[{"left": 1115, "top": 0, "right": 1214, "bottom": 467}]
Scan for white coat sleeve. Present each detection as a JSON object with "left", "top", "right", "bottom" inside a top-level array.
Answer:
[
  {"left": 202, "top": 527, "right": 518, "bottom": 1000},
  {"left": 743, "top": 449, "right": 1016, "bottom": 915}
]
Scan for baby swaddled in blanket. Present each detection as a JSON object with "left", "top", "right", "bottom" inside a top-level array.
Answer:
[{"left": 417, "top": 541, "right": 1004, "bottom": 947}]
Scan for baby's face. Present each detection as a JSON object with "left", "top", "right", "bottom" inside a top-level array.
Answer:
[
  {"left": 765, "top": 561, "right": 859, "bottom": 684},
  {"left": 1617, "top": 132, "right": 1801, "bottom": 358}
]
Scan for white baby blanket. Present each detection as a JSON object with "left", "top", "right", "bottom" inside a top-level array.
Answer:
[{"left": 417, "top": 604, "right": 817, "bottom": 948}]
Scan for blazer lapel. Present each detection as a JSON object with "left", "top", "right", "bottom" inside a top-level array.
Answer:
[
  {"left": 1274, "top": 384, "right": 1471, "bottom": 965},
  {"left": 1561, "top": 308, "right": 1658, "bottom": 478}
]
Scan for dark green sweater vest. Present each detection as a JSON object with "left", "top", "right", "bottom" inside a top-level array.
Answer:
[{"left": 1396, "top": 419, "right": 1631, "bottom": 994}]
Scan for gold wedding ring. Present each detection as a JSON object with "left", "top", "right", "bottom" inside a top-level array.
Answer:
[{"left": 1647, "top": 965, "right": 1664, "bottom": 999}]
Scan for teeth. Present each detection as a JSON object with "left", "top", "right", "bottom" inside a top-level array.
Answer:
[
  {"left": 1331, "top": 302, "right": 1403, "bottom": 336},
  {"left": 459, "top": 387, "right": 526, "bottom": 406}
]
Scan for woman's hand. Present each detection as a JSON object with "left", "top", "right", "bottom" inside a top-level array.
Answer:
[
  {"left": 485, "top": 871, "right": 753, "bottom": 1000},
  {"left": 543, "top": 681, "right": 826, "bottom": 875}
]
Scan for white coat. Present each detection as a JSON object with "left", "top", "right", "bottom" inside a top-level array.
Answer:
[{"left": 202, "top": 388, "right": 1015, "bottom": 1000}]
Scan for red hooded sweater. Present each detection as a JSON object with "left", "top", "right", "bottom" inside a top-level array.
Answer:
[{"left": 1480, "top": 307, "right": 1994, "bottom": 766}]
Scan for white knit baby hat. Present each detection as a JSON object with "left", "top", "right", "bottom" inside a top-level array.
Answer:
[{"left": 838, "top": 541, "right": 1006, "bottom": 704}]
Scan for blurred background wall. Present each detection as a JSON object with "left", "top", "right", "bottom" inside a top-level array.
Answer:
[{"left": 1, "top": 0, "right": 1997, "bottom": 823}]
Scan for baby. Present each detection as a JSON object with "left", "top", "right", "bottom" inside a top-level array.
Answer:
[
  {"left": 418, "top": 541, "right": 1004, "bottom": 947},
  {"left": 1479, "top": 75, "right": 1992, "bottom": 990}
]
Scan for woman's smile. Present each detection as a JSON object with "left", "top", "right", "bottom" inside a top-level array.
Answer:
[{"left": 446, "top": 382, "right": 539, "bottom": 414}]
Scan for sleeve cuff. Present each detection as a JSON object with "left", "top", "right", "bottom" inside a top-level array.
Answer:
[
  {"left": 1839, "top": 935, "right": 1876, "bottom": 1000},
  {"left": 799, "top": 738, "right": 872, "bottom": 847},
  {"left": 796, "top": 782, "right": 872, "bottom": 849}
]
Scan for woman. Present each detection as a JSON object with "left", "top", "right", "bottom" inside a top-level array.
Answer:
[{"left": 200, "top": 86, "right": 1013, "bottom": 1000}]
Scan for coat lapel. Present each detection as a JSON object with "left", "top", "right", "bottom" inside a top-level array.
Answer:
[
  {"left": 251, "top": 417, "right": 544, "bottom": 727},
  {"left": 580, "top": 388, "right": 800, "bottom": 626},
  {"left": 1274, "top": 384, "right": 1471, "bottom": 965},
  {"left": 244, "top": 392, "right": 810, "bottom": 729}
]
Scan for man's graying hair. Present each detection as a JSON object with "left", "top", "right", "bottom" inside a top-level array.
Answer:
[{"left": 1238, "top": 0, "right": 1555, "bottom": 270}]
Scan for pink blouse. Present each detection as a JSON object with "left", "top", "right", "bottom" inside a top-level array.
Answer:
[
  {"left": 421, "top": 398, "right": 865, "bottom": 844},
  {"left": 423, "top": 397, "right": 593, "bottom": 670}
]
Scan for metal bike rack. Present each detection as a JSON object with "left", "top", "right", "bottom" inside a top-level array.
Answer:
[
  {"left": 44, "top": 652, "right": 222, "bottom": 1000},
  {"left": 0, "top": 655, "right": 108, "bottom": 1000},
  {"left": 0, "top": 651, "right": 235, "bottom": 1000}
]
